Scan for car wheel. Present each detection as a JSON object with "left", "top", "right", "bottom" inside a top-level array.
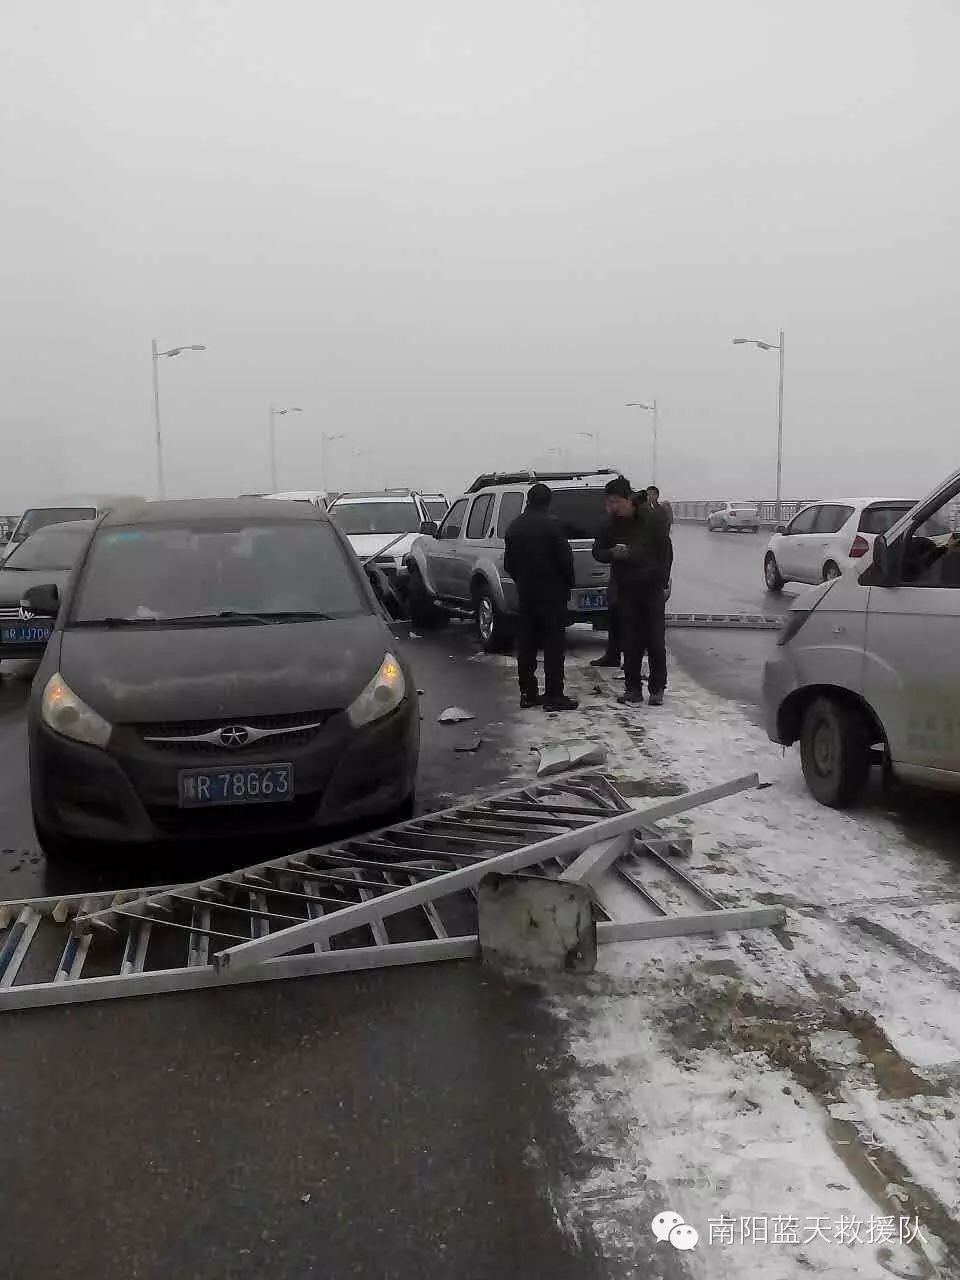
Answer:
[
  {"left": 474, "top": 585, "right": 513, "bottom": 654},
  {"left": 823, "top": 561, "right": 841, "bottom": 581},
  {"left": 764, "top": 553, "right": 785, "bottom": 593},
  {"left": 799, "top": 696, "right": 873, "bottom": 808},
  {"left": 406, "top": 566, "right": 447, "bottom": 629}
]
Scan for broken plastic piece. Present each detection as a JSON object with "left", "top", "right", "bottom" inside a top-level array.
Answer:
[
  {"left": 438, "top": 706, "right": 475, "bottom": 724},
  {"left": 536, "top": 741, "right": 607, "bottom": 777}
]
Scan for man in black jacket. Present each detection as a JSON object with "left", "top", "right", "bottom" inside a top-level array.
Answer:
[
  {"left": 503, "top": 483, "right": 579, "bottom": 711},
  {"left": 592, "top": 477, "right": 673, "bottom": 705}
]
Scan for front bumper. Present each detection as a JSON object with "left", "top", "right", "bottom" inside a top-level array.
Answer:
[{"left": 30, "top": 698, "right": 421, "bottom": 845}]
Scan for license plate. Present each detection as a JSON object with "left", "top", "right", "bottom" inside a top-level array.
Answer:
[
  {"left": 1, "top": 624, "right": 52, "bottom": 644},
  {"left": 576, "top": 589, "right": 608, "bottom": 611},
  {"left": 178, "top": 763, "right": 294, "bottom": 808}
]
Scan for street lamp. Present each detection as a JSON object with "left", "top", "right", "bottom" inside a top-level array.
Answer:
[
  {"left": 578, "top": 430, "right": 600, "bottom": 467},
  {"left": 268, "top": 404, "right": 303, "bottom": 491},
  {"left": 321, "top": 432, "right": 345, "bottom": 494},
  {"left": 151, "top": 339, "right": 206, "bottom": 499},
  {"left": 732, "top": 329, "right": 785, "bottom": 521},
  {"left": 625, "top": 401, "right": 658, "bottom": 485}
]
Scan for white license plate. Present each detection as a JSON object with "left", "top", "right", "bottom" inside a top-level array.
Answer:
[{"left": 576, "top": 589, "right": 608, "bottom": 611}]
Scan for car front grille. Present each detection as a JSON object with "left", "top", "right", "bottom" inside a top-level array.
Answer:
[{"left": 134, "top": 709, "right": 337, "bottom": 756}]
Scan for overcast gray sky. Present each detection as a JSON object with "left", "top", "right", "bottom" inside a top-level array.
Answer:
[{"left": 2, "top": 0, "right": 958, "bottom": 510}]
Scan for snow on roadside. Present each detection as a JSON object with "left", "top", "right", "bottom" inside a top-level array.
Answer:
[{"left": 488, "top": 651, "right": 960, "bottom": 1278}]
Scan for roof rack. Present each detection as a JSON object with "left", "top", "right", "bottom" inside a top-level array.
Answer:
[{"left": 467, "top": 468, "right": 620, "bottom": 494}]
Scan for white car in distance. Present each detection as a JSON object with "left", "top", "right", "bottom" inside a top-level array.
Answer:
[
  {"left": 706, "top": 501, "right": 760, "bottom": 533},
  {"left": 763, "top": 498, "right": 942, "bottom": 592}
]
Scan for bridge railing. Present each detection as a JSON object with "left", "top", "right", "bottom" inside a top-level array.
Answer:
[{"left": 671, "top": 499, "right": 817, "bottom": 527}]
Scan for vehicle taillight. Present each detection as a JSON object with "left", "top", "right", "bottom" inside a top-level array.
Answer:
[{"left": 850, "top": 534, "right": 870, "bottom": 559}]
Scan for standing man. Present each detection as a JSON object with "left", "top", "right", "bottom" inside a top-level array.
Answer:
[
  {"left": 645, "top": 485, "right": 673, "bottom": 528},
  {"left": 592, "top": 477, "right": 673, "bottom": 705},
  {"left": 503, "top": 483, "right": 579, "bottom": 712}
]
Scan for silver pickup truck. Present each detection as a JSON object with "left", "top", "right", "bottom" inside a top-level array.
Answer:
[{"left": 404, "top": 469, "right": 616, "bottom": 651}]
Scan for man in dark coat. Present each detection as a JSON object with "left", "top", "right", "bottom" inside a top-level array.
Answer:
[
  {"left": 592, "top": 477, "right": 673, "bottom": 705},
  {"left": 503, "top": 483, "right": 579, "bottom": 711}
]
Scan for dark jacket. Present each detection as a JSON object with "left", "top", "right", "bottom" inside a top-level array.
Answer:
[
  {"left": 504, "top": 509, "right": 575, "bottom": 604},
  {"left": 592, "top": 501, "right": 673, "bottom": 593}
]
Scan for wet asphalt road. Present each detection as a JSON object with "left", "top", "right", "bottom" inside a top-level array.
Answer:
[{"left": 0, "top": 524, "right": 955, "bottom": 1280}]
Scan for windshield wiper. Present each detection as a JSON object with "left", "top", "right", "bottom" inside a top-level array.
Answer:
[
  {"left": 74, "top": 616, "right": 162, "bottom": 627},
  {"left": 163, "top": 610, "right": 336, "bottom": 624}
]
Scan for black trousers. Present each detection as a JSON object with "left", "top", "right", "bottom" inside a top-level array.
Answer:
[
  {"left": 517, "top": 597, "right": 567, "bottom": 699},
  {"left": 620, "top": 588, "right": 667, "bottom": 695},
  {"left": 602, "top": 601, "right": 622, "bottom": 661}
]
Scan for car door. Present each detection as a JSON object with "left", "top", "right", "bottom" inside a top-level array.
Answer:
[
  {"left": 448, "top": 493, "right": 495, "bottom": 602},
  {"left": 426, "top": 497, "right": 469, "bottom": 597},
  {"left": 864, "top": 486, "right": 960, "bottom": 781},
  {"left": 494, "top": 490, "right": 525, "bottom": 611},
  {"left": 776, "top": 505, "right": 820, "bottom": 579},
  {"left": 810, "top": 504, "right": 855, "bottom": 579}
]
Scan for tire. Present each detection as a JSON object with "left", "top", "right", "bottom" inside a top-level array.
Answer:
[
  {"left": 823, "top": 561, "right": 841, "bottom": 582},
  {"left": 474, "top": 584, "right": 514, "bottom": 654},
  {"left": 764, "top": 553, "right": 785, "bottom": 593},
  {"left": 799, "top": 696, "right": 873, "bottom": 808},
  {"left": 406, "top": 566, "right": 447, "bottom": 629}
]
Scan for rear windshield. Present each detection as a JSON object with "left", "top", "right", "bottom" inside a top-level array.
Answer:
[
  {"left": 14, "top": 507, "right": 96, "bottom": 539},
  {"left": 72, "top": 521, "right": 369, "bottom": 624},
  {"left": 2, "top": 525, "right": 88, "bottom": 571},
  {"left": 331, "top": 502, "right": 421, "bottom": 535},
  {"left": 549, "top": 489, "right": 608, "bottom": 540},
  {"left": 858, "top": 504, "right": 914, "bottom": 535},
  {"left": 731, "top": 504, "right": 758, "bottom": 512}
]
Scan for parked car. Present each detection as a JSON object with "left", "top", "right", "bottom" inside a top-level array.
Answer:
[
  {"left": 261, "top": 490, "right": 329, "bottom": 509},
  {"left": 706, "top": 501, "right": 760, "bottom": 533},
  {"left": 764, "top": 467, "right": 959, "bottom": 808},
  {"left": 328, "top": 489, "right": 431, "bottom": 588},
  {"left": 1, "top": 494, "right": 141, "bottom": 562},
  {"left": 405, "top": 469, "right": 618, "bottom": 651},
  {"left": 26, "top": 498, "right": 419, "bottom": 857},
  {"left": 762, "top": 498, "right": 933, "bottom": 592},
  {"left": 0, "top": 521, "right": 93, "bottom": 663}
]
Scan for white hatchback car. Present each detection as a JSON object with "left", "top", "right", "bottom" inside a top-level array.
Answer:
[
  {"left": 706, "top": 501, "right": 760, "bottom": 533},
  {"left": 763, "top": 498, "right": 921, "bottom": 593},
  {"left": 764, "top": 469, "right": 959, "bottom": 807}
]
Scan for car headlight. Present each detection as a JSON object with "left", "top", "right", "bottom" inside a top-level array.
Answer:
[
  {"left": 346, "top": 653, "right": 406, "bottom": 728},
  {"left": 41, "top": 672, "right": 113, "bottom": 747}
]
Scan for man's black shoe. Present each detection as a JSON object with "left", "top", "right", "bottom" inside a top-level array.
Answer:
[
  {"left": 520, "top": 691, "right": 542, "bottom": 709},
  {"left": 590, "top": 654, "right": 621, "bottom": 668},
  {"left": 647, "top": 691, "right": 664, "bottom": 707},
  {"left": 542, "top": 695, "right": 579, "bottom": 712},
  {"left": 617, "top": 689, "right": 645, "bottom": 705}
]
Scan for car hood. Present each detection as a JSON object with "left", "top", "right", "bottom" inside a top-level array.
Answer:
[
  {"left": 0, "top": 567, "right": 71, "bottom": 608},
  {"left": 348, "top": 533, "right": 418, "bottom": 561},
  {"left": 57, "top": 613, "right": 393, "bottom": 723}
]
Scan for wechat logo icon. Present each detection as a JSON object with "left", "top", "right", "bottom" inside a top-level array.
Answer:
[{"left": 652, "top": 1210, "right": 700, "bottom": 1251}]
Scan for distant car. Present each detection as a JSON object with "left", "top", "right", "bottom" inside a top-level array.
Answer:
[
  {"left": 763, "top": 498, "right": 940, "bottom": 592},
  {"left": 0, "top": 521, "right": 92, "bottom": 663},
  {"left": 706, "top": 502, "right": 760, "bottom": 533},
  {"left": 328, "top": 490, "right": 431, "bottom": 589},
  {"left": 405, "top": 468, "right": 617, "bottom": 652},
  {"left": 419, "top": 493, "right": 450, "bottom": 524},
  {"left": 26, "top": 498, "right": 419, "bottom": 858},
  {"left": 1, "top": 494, "right": 141, "bottom": 562},
  {"left": 261, "top": 490, "right": 328, "bottom": 509}
]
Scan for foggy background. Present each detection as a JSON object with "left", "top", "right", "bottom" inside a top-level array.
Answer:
[{"left": 2, "top": 0, "right": 958, "bottom": 510}]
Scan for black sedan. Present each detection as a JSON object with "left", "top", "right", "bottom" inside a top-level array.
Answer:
[
  {"left": 26, "top": 499, "right": 420, "bottom": 858},
  {"left": 0, "top": 521, "right": 92, "bottom": 662}
]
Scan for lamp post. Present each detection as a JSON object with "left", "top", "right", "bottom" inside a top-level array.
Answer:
[
  {"left": 268, "top": 404, "right": 303, "bottom": 491},
  {"left": 151, "top": 339, "right": 206, "bottom": 499},
  {"left": 732, "top": 329, "right": 785, "bottom": 521},
  {"left": 321, "top": 432, "right": 345, "bottom": 495},
  {"left": 625, "top": 401, "right": 658, "bottom": 484}
]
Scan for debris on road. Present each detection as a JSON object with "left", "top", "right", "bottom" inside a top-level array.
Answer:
[
  {"left": 438, "top": 706, "right": 475, "bottom": 724},
  {"left": 453, "top": 735, "right": 484, "bottom": 753},
  {"left": 478, "top": 873, "right": 596, "bottom": 975},
  {"left": 536, "top": 741, "right": 607, "bottom": 777}
]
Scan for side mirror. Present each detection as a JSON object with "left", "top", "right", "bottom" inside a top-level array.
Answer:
[
  {"left": 420, "top": 520, "right": 439, "bottom": 537},
  {"left": 871, "top": 534, "right": 899, "bottom": 587},
  {"left": 20, "top": 583, "right": 60, "bottom": 618},
  {"left": 775, "top": 524, "right": 787, "bottom": 535}
]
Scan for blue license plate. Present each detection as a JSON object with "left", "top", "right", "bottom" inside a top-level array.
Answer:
[
  {"left": 1, "top": 624, "right": 52, "bottom": 645},
  {"left": 577, "top": 590, "right": 608, "bottom": 611},
  {"left": 178, "top": 763, "right": 294, "bottom": 808}
]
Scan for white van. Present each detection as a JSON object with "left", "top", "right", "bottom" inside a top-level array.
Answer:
[
  {"left": 764, "top": 467, "right": 960, "bottom": 807},
  {"left": 1, "top": 494, "right": 142, "bottom": 561}
]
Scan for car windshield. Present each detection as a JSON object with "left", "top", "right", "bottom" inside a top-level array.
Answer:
[
  {"left": 2, "top": 525, "right": 88, "bottom": 571},
  {"left": 331, "top": 502, "right": 421, "bottom": 535},
  {"left": 14, "top": 507, "right": 96, "bottom": 539},
  {"left": 423, "top": 499, "right": 448, "bottom": 522},
  {"left": 71, "top": 520, "right": 369, "bottom": 624},
  {"left": 549, "top": 489, "right": 608, "bottom": 540}
]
